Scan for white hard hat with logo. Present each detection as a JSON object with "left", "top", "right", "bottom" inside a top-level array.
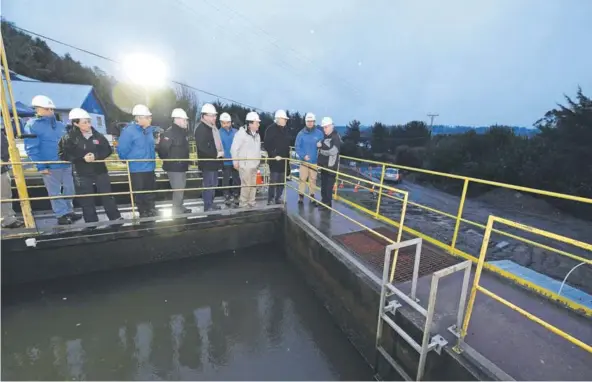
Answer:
[
  {"left": 132, "top": 104, "right": 152, "bottom": 116},
  {"left": 321, "top": 117, "right": 333, "bottom": 127},
  {"left": 171, "top": 108, "right": 189, "bottom": 119},
  {"left": 305, "top": 112, "right": 316, "bottom": 122},
  {"left": 201, "top": 103, "right": 218, "bottom": 114},
  {"left": 246, "top": 111, "right": 261, "bottom": 122},
  {"left": 219, "top": 112, "right": 232, "bottom": 122},
  {"left": 31, "top": 95, "right": 55, "bottom": 109},
  {"left": 68, "top": 108, "right": 91, "bottom": 120},
  {"left": 274, "top": 110, "right": 289, "bottom": 120}
]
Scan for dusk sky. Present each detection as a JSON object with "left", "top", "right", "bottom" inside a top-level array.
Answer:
[{"left": 2, "top": 0, "right": 591, "bottom": 126}]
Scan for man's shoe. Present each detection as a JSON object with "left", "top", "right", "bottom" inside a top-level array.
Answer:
[
  {"left": 267, "top": 200, "right": 273, "bottom": 206},
  {"left": 67, "top": 212, "right": 82, "bottom": 222},
  {"left": 275, "top": 198, "right": 282, "bottom": 204},
  {"left": 3, "top": 220, "right": 24, "bottom": 229},
  {"left": 224, "top": 197, "right": 232, "bottom": 206},
  {"left": 298, "top": 194, "right": 304, "bottom": 204},
  {"left": 57, "top": 216, "right": 72, "bottom": 225},
  {"left": 310, "top": 196, "right": 318, "bottom": 206}
]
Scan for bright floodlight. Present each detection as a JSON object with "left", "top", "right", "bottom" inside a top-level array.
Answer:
[{"left": 122, "top": 53, "right": 167, "bottom": 88}]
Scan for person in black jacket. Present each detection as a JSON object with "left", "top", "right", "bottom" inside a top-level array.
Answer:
[
  {"left": 157, "top": 108, "right": 191, "bottom": 214},
  {"left": 194, "top": 103, "right": 224, "bottom": 211},
  {"left": 58, "top": 108, "right": 121, "bottom": 225},
  {"left": 317, "top": 117, "right": 341, "bottom": 210},
  {"left": 1, "top": 129, "right": 24, "bottom": 228},
  {"left": 264, "top": 110, "right": 291, "bottom": 204}
]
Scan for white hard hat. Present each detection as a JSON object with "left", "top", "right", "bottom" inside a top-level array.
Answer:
[
  {"left": 305, "top": 112, "right": 316, "bottom": 122},
  {"left": 68, "top": 108, "right": 91, "bottom": 120},
  {"left": 171, "top": 108, "right": 189, "bottom": 119},
  {"left": 31, "top": 95, "right": 55, "bottom": 109},
  {"left": 321, "top": 117, "right": 334, "bottom": 127},
  {"left": 220, "top": 112, "right": 232, "bottom": 122},
  {"left": 132, "top": 104, "right": 152, "bottom": 116},
  {"left": 201, "top": 103, "right": 217, "bottom": 114},
  {"left": 246, "top": 111, "right": 261, "bottom": 122},
  {"left": 274, "top": 110, "right": 289, "bottom": 120}
]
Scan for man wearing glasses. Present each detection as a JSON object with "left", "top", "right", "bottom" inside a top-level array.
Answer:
[
  {"left": 24, "top": 95, "right": 81, "bottom": 225},
  {"left": 117, "top": 104, "right": 159, "bottom": 218}
]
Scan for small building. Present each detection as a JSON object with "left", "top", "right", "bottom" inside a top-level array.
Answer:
[{"left": 2, "top": 77, "right": 108, "bottom": 134}]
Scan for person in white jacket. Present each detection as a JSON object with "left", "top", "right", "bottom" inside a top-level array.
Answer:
[{"left": 230, "top": 111, "right": 262, "bottom": 208}]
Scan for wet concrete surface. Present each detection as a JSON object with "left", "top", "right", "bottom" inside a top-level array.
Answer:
[{"left": 1, "top": 246, "right": 373, "bottom": 381}]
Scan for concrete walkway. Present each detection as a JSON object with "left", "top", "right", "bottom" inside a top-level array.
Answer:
[{"left": 284, "top": 185, "right": 592, "bottom": 381}]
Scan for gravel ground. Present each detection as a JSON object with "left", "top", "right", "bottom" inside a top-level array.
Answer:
[{"left": 336, "top": 177, "right": 592, "bottom": 294}]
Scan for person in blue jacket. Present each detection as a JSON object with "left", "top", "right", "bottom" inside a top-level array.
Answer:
[
  {"left": 219, "top": 112, "right": 240, "bottom": 207},
  {"left": 23, "top": 95, "right": 81, "bottom": 225},
  {"left": 117, "top": 104, "right": 158, "bottom": 218},
  {"left": 295, "top": 112, "right": 323, "bottom": 205}
]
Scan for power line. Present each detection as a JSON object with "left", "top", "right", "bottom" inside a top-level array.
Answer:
[
  {"left": 200, "top": 0, "right": 364, "bottom": 98},
  {"left": 10, "top": 25, "right": 268, "bottom": 112}
]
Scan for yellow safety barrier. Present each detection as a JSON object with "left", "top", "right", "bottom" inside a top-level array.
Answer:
[
  {"left": 289, "top": 158, "right": 409, "bottom": 282},
  {"left": 457, "top": 215, "right": 592, "bottom": 354},
  {"left": 317, "top": 153, "right": 592, "bottom": 316}
]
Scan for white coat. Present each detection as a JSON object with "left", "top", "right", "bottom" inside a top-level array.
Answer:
[{"left": 230, "top": 126, "right": 261, "bottom": 170}]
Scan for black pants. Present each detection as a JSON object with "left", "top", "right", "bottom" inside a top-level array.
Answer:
[
  {"left": 74, "top": 172, "right": 121, "bottom": 223},
  {"left": 130, "top": 172, "right": 156, "bottom": 216},
  {"left": 268, "top": 171, "right": 285, "bottom": 202},
  {"left": 222, "top": 165, "right": 240, "bottom": 198},
  {"left": 320, "top": 170, "right": 336, "bottom": 207}
]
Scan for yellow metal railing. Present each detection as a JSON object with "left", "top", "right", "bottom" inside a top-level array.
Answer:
[
  {"left": 320, "top": 153, "right": 592, "bottom": 316},
  {"left": 457, "top": 215, "right": 592, "bottom": 354}
]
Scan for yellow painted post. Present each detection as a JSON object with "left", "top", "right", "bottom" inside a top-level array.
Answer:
[
  {"left": 374, "top": 164, "right": 386, "bottom": 218},
  {"left": 389, "top": 192, "right": 409, "bottom": 282},
  {"left": 125, "top": 161, "right": 137, "bottom": 221},
  {"left": 451, "top": 178, "right": 469, "bottom": 251},
  {"left": 0, "top": 35, "right": 23, "bottom": 137},
  {"left": 333, "top": 157, "right": 340, "bottom": 199},
  {"left": 456, "top": 215, "right": 495, "bottom": 350},
  {"left": 283, "top": 157, "right": 288, "bottom": 206},
  {"left": 0, "top": 77, "right": 35, "bottom": 228}
]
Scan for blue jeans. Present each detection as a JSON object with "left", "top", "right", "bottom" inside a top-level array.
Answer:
[
  {"left": 202, "top": 170, "right": 218, "bottom": 210},
  {"left": 42, "top": 167, "right": 75, "bottom": 218}
]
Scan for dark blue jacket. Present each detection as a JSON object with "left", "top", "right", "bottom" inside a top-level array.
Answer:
[
  {"left": 295, "top": 127, "right": 323, "bottom": 165},
  {"left": 23, "top": 116, "right": 71, "bottom": 171},
  {"left": 117, "top": 122, "right": 156, "bottom": 173},
  {"left": 219, "top": 126, "right": 237, "bottom": 166}
]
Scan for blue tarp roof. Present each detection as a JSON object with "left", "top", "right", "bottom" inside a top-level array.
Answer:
[{"left": 6, "top": 101, "right": 36, "bottom": 117}]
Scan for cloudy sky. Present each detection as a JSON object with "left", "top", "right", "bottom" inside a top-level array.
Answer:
[{"left": 3, "top": 0, "right": 591, "bottom": 126}]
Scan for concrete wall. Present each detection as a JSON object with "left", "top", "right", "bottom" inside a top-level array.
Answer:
[
  {"left": 283, "top": 214, "right": 486, "bottom": 381},
  {"left": 1, "top": 209, "right": 282, "bottom": 285}
]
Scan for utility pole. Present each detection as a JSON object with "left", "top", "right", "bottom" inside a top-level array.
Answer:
[{"left": 427, "top": 113, "right": 439, "bottom": 130}]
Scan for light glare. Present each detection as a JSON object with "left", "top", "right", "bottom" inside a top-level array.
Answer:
[{"left": 122, "top": 53, "right": 167, "bottom": 88}]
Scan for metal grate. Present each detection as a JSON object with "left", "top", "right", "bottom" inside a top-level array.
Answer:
[{"left": 333, "top": 227, "right": 460, "bottom": 283}]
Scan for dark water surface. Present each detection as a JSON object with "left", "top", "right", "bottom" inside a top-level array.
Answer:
[{"left": 2, "top": 247, "right": 373, "bottom": 380}]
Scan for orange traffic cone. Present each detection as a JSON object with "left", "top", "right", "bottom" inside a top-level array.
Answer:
[
  {"left": 256, "top": 170, "right": 263, "bottom": 185},
  {"left": 339, "top": 181, "right": 344, "bottom": 189},
  {"left": 388, "top": 189, "right": 393, "bottom": 195},
  {"left": 354, "top": 182, "right": 360, "bottom": 193},
  {"left": 333, "top": 183, "right": 337, "bottom": 192}
]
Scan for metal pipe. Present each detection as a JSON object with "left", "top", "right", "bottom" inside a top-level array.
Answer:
[
  {"left": 375, "top": 164, "right": 386, "bottom": 218},
  {"left": 451, "top": 178, "right": 469, "bottom": 250},
  {"left": 0, "top": 38, "right": 35, "bottom": 228}
]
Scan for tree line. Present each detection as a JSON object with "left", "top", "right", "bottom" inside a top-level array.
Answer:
[{"left": 341, "top": 88, "right": 591, "bottom": 218}]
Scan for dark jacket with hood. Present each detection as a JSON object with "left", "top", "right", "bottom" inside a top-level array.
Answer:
[
  {"left": 58, "top": 126, "right": 112, "bottom": 176},
  {"left": 157, "top": 123, "right": 190, "bottom": 172},
  {"left": 317, "top": 130, "right": 341, "bottom": 172},
  {"left": 194, "top": 120, "right": 221, "bottom": 171},
  {"left": 264, "top": 122, "right": 291, "bottom": 173}
]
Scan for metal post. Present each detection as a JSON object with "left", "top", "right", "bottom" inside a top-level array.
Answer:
[
  {"left": 283, "top": 157, "right": 288, "bottom": 206},
  {"left": 390, "top": 192, "right": 408, "bottom": 283},
  {"left": 1, "top": 34, "right": 23, "bottom": 138},
  {"left": 375, "top": 164, "right": 386, "bottom": 218},
  {"left": 0, "top": 73, "right": 35, "bottom": 228},
  {"left": 417, "top": 275, "right": 440, "bottom": 381},
  {"left": 374, "top": 245, "right": 393, "bottom": 367},
  {"left": 457, "top": 215, "right": 494, "bottom": 347},
  {"left": 333, "top": 157, "right": 340, "bottom": 199},
  {"left": 125, "top": 161, "right": 137, "bottom": 221},
  {"left": 451, "top": 178, "right": 469, "bottom": 251}
]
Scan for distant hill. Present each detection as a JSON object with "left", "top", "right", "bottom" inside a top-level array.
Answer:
[{"left": 335, "top": 124, "right": 538, "bottom": 138}]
